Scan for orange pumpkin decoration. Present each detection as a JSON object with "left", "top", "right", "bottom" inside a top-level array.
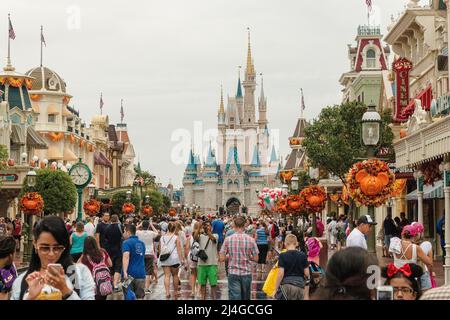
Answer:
[
  {"left": 329, "top": 193, "right": 340, "bottom": 203},
  {"left": 122, "top": 203, "right": 135, "bottom": 214},
  {"left": 300, "top": 185, "right": 327, "bottom": 213},
  {"left": 68, "top": 134, "right": 75, "bottom": 144},
  {"left": 390, "top": 179, "right": 407, "bottom": 197},
  {"left": 168, "top": 208, "right": 177, "bottom": 217},
  {"left": 20, "top": 192, "right": 44, "bottom": 215},
  {"left": 0, "top": 77, "right": 6, "bottom": 85},
  {"left": 25, "top": 78, "right": 33, "bottom": 90},
  {"left": 7, "top": 159, "right": 15, "bottom": 167},
  {"left": 280, "top": 171, "right": 294, "bottom": 183},
  {"left": 356, "top": 170, "right": 390, "bottom": 196},
  {"left": 79, "top": 139, "right": 85, "bottom": 148},
  {"left": 308, "top": 195, "right": 323, "bottom": 207},
  {"left": 290, "top": 138, "right": 301, "bottom": 145},
  {"left": 287, "top": 195, "right": 303, "bottom": 211},
  {"left": 63, "top": 96, "right": 71, "bottom": 105},
  {"left": 88, "top": 144, "right": 94, "bottom": 152}
]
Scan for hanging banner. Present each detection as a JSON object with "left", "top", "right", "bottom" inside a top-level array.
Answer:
[{"left": 392, "top": 57, "right": 413, "bottom": 122}]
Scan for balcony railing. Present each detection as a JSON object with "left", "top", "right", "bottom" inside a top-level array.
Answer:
[{"left": 358, "top": 25, "right": 381, "bottom": 37}]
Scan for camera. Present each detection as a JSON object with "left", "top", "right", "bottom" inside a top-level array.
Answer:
[{"left": 376, "top": 285, "right": 393, "bottom": 300}]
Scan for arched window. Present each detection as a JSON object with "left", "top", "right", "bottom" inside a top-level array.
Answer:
[{"left": 366, "top": 49, "right": 376, "bottom": 68}]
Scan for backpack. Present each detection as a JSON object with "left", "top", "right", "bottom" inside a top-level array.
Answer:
[
  {"left": 189, "top": 238, "right": 200, "bottom": 263},
  {"left": 308, "top": 261, "right": 323, "bottom": 294},
  {"left": 87, "top": 254, "right": 113, "bottom": 296}
]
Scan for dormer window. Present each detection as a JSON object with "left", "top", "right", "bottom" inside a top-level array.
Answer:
[{"left": 366, "top": 49, "right": 376, "bottom": 68}]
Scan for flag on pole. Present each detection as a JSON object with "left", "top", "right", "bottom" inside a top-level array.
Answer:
[
  {"left": 100, "top": 93, "right": 104, "bottom": 113},
  {"left": 41, "top": 27, "right": 46, "bottom": 46},
  {"left": 120, "top": 99, "right": 124, "bottom": 123},
  {"left": 366, "top": 0, "right": 372, "bottom": 11},
  {"left": 9, "top": 17, "right": 16, "bottom": 40}
]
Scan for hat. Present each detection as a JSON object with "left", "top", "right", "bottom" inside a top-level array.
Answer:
[{"left": 357, "top": 215, "right": 377, "bottom": 226}]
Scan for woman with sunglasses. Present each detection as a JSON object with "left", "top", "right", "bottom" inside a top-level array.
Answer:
[{"left": 10, "top": 216, "right": 95, "bottom": 300}]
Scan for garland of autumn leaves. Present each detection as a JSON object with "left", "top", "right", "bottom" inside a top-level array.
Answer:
[
  {"left": 346, "top": 159, "right": 395, "bottom": 207},
  {"left": 20, "top": 192, "right": 44, "bottom": 215}
]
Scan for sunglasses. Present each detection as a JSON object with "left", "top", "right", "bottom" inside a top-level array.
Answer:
[{"left": 36, "top": 245, "right": 66, "bottom": 255}]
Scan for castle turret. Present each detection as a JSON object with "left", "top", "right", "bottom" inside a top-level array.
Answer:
[
  {"left": 242, "top": 29, "right": 257, "bottom": 128},
  {"left": 258, "top": 74, "right": 268, "bottom": 130}
]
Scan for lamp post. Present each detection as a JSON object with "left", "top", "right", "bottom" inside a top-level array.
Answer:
[
  {"left": 361, "top": 103, "right": 382, "bottom": 254},
  {"left": 413, "top": 170, "right": 424, "bottom": 224},
  {"left": 24, "top": 169, "right": 37, "bottom": 259},
  {"left": 88, "top": 183, "right": 96, "bottom": 199},
  {"left": 126, "top": 190, "right": 132, "bottom": 202},
  {"left": 291, "top": 176, "right": 299, "bottom": 192},
  {"left": 439, "top": 160, "right": 450, "bottom": 285}
]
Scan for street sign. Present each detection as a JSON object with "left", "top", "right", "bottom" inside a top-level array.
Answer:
[{"left": 0, "top": 174, "right": 18, "bottom": 182}]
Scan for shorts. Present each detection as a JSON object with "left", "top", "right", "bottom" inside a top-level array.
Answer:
[
  {"left": 111, "top": 255, "right": 122, "bottom": 274},
  {"left": 197, "top": 265, "right": 218, "bottom": 286},
  {"left": 144, "top": 256, "right": 155, "bottom": 275},
  {"left": 420, "top": 271, "right": 432, "bottom": 290},
  {"left": 13, "top": 235, "right": 21, "bottom": 241},
  {"left": 384, "top": 235, "right": 393, "bottom": 248},
  {"left": 257, "top": 244, "right": 268, "bottom": 264},
  {"left": 123, "top": 278, "right": 145, "bottom": 299}
]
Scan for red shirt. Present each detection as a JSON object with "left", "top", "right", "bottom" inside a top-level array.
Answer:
[
  {"left": 12, "top": 220, "right": 22, "bottom": 236},
  {"left": 80, "top": 249, "right": 110, "bottom": 273}
]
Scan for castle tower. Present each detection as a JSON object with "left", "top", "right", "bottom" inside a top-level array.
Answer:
[
  {"left": 203, "top": 142, "right": 219, "bottom": 212},
  {"left": 258, "top": 74, "right": 268, "bottom": 130},
  {"left": 242, "top": 29, "right": 257, "bottom": 129}
]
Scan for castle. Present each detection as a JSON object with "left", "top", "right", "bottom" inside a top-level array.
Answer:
[{"left": 182, "top": 32, "right": 281, "bottom": 215}]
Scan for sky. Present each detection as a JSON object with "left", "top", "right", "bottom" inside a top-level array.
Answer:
[{"left": 1, "top": 0, "right": 427, "bottom": 188}]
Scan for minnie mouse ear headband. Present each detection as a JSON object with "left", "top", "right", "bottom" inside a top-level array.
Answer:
[
  {"left": 402, "top": 225, "right": 418, "bottom": 237},
  {"left": 411, "top": 222, "right": 424, "bottom": 234}
]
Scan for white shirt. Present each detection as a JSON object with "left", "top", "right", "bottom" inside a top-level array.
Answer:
[
  {"left": 346, "top": 228, "right": 367, "bottom": 250},
  {"left": 84, "top": 222, "right": 95, "bottom": 237},
  {"left": 136, "top": 230, "right": 158, "bottom": 256}
]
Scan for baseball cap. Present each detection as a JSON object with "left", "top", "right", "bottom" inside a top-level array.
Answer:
[{"left": 357, "top": 215, "right": 377, "bottom": 226}]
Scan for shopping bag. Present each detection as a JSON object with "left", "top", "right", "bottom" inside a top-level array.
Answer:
[{"left": 262, "top": 267, "right": 279, "bottom": 297}]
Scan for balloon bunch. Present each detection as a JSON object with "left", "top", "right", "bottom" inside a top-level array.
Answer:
[{"left": 257, "top": 187, "right": 287, "bottom": 212}]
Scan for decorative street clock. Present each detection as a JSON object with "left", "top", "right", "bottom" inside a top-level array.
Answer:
[{"left": 69, "top": 159, "right": 93, "bottom": 221}]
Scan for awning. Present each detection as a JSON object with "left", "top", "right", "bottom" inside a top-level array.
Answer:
[
  {"left": 406, "top": 180, "right": 444, "bottom": 200},
  {"left": 47, "top": 105, "right": 60, "bottom": 115},
  {"left": 94, "top": 152, "right": 113, "bottom": 168},
  {"left": 27, "top": 127, "right": 47, "bottom": 149},
  {"left": 11, "top": 124, "right": 26, "bottom": 145},
  {"left": 47, "top": 145, "right": 63, "bottom": 160},
  {"left": 63, "top": 147, "right": 78, "bottom": 161},
  {"left": 402, "top": 85, "right": 433, "bottom": 118}
]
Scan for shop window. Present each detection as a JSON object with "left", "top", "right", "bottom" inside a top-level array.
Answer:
[{"left": 48, "top": 114, "right": 56, "bottom": 123}]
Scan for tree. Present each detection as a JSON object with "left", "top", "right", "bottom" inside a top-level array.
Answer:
[
  {"left": 22, "top": 169, "right": 77, "bottom": 216},
  {"left": 302, "top": 102, "right": 394, "bottom": 224},
  {"left": 162, "top": 195, "right": 172, "bottom": 212},
  {"left": 111, "top": 191, "right": 141, "bottom": 216},
  {"left": 303, "top": 101, "right": 393, "bottom": 185},
  {"left": 143, "top": 190, "right": 165, "bottom": 215}
]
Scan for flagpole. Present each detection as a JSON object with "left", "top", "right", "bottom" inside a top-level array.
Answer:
[
  {"left": 300, "top": 88, "right": 304, "bottom": 119},
  {"left": 40, "top": 26, "right": 43, "bottom": 67},
  {"left": 100, "top": 93, "right": 103, "bottom": 115},
  {"left": 7, "top": 14, "right": 11, "bottom": 67}
]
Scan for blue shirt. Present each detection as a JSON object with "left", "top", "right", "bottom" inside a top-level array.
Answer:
[
  {"left": 212, "top": 219, "right": 225, "bottom": 243},
  {"left": 122, "top": 236, "right": 146, "bottom": 279},
  {"left": 256, "top": 228, "right": 268, "bottom": 245}
]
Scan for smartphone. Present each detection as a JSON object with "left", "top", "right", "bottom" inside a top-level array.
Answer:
[
  {"left": 376, "top": 286, "right": 393, "bottom": 300},
  {"left": 47, "top": 263, "right": 63, "bottom": 275}
]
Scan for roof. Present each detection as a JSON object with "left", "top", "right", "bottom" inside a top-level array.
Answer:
[
  {"left": 225, "top": 146, "right": 241, "bottom": 173},
  {"left": 284, "top": 148, "right": 307, "bottom": 171},
  {"left": 250, "top": 145, "right": 261, "bottom": 167},
  {"left": 236, "top": 77, "right": 243, "bottom": 98},
  {"left": 292, "top": 117, "right": 308, "bottom": 137},
  {"left": 25, "top": 66, "right": 67, "bottom": 94},
  {"left": 94, "top": 152, "right": 113, "bottom": 168},
  {"left": 205, "top": 143, "right": 217, "bottom": 167},
  {"left": 108, "top": 125, "right": 118, "bottom": 142},
  {"left": 269, "top": 145, "right": 278, "bottom": 163},
  {"left": 27, "top": 127, "right": 47, "bottom": 149},
  {"left": 186, "top": 148, "right": 196, "bottom": 171}
]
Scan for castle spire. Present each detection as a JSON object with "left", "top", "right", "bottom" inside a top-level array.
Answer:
[
  {"left": 236, "top": 66, "right": 243, "bottom": 98},
  {"left": 259, "top": 73, "right": 265, "bottom": 102},
  {"left": 219, "top": 85, "right": 225, "bottom": 114},
  {"left": 246, "top": 27, "right": 255, "bottom": 76}
]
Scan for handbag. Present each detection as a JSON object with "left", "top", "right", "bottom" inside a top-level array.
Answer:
[
  {"left": 159, "top": 236, "right": 175, "bottom": 262},
  {"left": 262, "top": 266, "right": 279, "bottom": 297},
  {"left": 197, "top": 238, "right": 210, "bottom": 262}
]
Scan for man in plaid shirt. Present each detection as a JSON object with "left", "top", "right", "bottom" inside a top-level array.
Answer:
[{"left": 219, "top": 216, "right": 259, "bottom": 300}]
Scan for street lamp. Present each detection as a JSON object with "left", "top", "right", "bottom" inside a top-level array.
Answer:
[
  {"left": 126, "top": 190, "right": 132, "bottom": 202},
  {"left": 88, "top": 183, "right": 96, "bottom": 198},
  {"left": 145, "top": 195, "right": 150, "bottom": 205},
  {"left": 291, "top": 176, "right": 299, "bottom": 191},
  {"left": 27, "top": 170, "right": 37, "bottom": 188},
  {"left": 361, "top": 104, "right": 381, "bottom": 157},
  {"left": 361, "top": 103, "right": 381, "bottom": 254}
]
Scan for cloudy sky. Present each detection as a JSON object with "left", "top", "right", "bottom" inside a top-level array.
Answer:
[{"left": 1, "top": 0, "right": 424, "bottom": 188}]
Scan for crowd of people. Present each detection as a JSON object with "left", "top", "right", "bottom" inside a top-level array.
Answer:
[{"left": 0, "top": 210, "right": 448, "bottom": 301}]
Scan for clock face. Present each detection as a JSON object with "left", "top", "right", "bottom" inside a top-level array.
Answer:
[{"left": 70, "top": 164, "right": 91, "bottom": 187}]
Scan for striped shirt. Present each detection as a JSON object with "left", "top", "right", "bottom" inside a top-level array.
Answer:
[
  {"left": 255, "top": 228, "right": 268, "bottom": 245},
  {"left": 220, "top": 231, "right": 259, "bottom": 276}
]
